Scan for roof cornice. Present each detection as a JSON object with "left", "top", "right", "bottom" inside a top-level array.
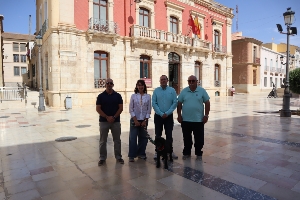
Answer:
[{"left": 192, "top": 0, "right": 234, "bottom": 19}]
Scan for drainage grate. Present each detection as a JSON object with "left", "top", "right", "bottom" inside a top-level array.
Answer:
[
  {"left": 56, "top": 119, "right": 69, "bottom": 122},
  {"left": 55, "top": 136, "right": 77, "bottom": 142},
  {"left": 75, "top": 125, "right": 91, "bottom": 128},
  {"left": 11, "top": 113, "right": 21, "bottom": 114},
  {"left": 0, "top": 116, "right": 9, "bottom": 118}
]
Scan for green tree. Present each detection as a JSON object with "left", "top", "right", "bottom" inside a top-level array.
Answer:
[{"left": 289, "top": 68, "right": 300, "bottom": 94}]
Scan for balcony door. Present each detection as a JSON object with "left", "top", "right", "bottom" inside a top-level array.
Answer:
[
  {"left": 168, "top": 52, "right": 180, "bottom": 94},
  {"left": 93, "top": 0, "right": 107, "bottom": 21}
]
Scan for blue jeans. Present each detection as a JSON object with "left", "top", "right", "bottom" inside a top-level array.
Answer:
[{"left": 128, "top": 119, "right": 148, "bottom": 158}]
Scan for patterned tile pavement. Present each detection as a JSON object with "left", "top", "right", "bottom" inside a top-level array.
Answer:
[{"left": 0, "top": 90, "right": 300, "bottom": 199}]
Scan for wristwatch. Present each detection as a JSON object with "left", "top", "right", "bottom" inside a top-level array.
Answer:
[
  {"left": 204, "top": 115, "right": 209, "bottom": 118},
  {"left": 113, "top": 116, "right": 116, "bottom": 119}
]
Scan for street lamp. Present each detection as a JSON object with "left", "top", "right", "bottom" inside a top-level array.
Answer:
[
  {"left": 280, "top": 55, "right": 295, "bottom": 66},
  {"left": 276, "top": 7, "right": 297, "bottom": 117},
  {"left": 35, "top": 35, "right": 45, "bottom": 111}
]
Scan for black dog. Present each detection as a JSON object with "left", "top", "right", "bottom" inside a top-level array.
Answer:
[{"left": 155, "top": 137, "right": 173, "bottom": 169}]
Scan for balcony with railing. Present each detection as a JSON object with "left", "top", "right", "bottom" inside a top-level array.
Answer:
[
  {"left": 213, "top": 45, "right": 226, "bottom": 54},
  {"left": 88, "top": 18, "right": 119, "bottom": 35},
  {"left": 280, "top": 68, "right": 286, "bottom": 74},
  {"left": 215, "top": 80, "right": 221, "bottom": 87},
  {"left": 276, "top": 68, "right": 281, "bottom": 73},
  {"left": 270, "top": 67, "right": 276, "bottom": 72},
  {"left": 37, "top": 19, "right": 48, "bottom": 37},
  {"left": 254, "top": 57, "right": 260, "bottom": 65},
  {"left": 130, "top": 25, "right": 211, "bottom": 50},
  {"left": 264, "top": 66, "right": 269, "bottom": 71}
]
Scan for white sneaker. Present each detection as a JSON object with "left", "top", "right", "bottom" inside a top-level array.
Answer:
[
  {"left": 172, "top": 152, "right": 178, "bottom": 159},
  {"left": 153, "top": 152, "right": 157, "bottom": 160}
]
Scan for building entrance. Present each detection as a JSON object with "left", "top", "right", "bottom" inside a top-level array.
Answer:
[{"left": 168, "top": 52, "right": 180, "bottom": 94}]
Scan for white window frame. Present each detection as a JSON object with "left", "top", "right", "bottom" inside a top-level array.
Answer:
[
  {"left": 89, "top": 0, "right": 114, "bottom": 22},
  {"left": 136, "top": 0, "right": 155, "bottom": 28},
  {"left": 212, "top": 19, "right": 224, "bottom": 47},
  {"left": 165, "top": 1, "right": 184, "bottom": 34}
]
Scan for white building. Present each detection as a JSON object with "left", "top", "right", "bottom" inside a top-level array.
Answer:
[{"left": 260, "top": 46, "right": 286, "bottom": 90}]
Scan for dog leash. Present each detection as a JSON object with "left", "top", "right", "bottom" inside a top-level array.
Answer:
[{"left": 131, "top": 121, "right": 155, "bottom": 145}]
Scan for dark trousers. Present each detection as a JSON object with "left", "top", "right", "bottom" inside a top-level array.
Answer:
[
  {"left": 154, "top": 113, "right": 174, "bottom": 143},
  {"left": 181, "top": 121, "right": 204, "bottom": 156}
]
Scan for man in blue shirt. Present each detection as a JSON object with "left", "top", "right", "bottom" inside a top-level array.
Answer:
[
  {"left": 177, "top": 75, "right": 210, "bottom": 161},
  {"left": 152, "top": 75, "right": 178, "bottom": 159},
  {"left": 96, "top": 78, "right": 124, "bottom": 166}
]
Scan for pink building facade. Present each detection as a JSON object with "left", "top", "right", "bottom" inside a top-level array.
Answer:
[{"left": 33, "top": 0, "right": 234, "bottom": 107}]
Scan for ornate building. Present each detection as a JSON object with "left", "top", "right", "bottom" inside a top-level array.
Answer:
[{"left": 32, "top": 0, "right": 234, "bottom": 107}]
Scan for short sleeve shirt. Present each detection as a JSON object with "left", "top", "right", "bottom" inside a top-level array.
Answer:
[
  {"left": 96, "top": 90, "right": 123, "bottom": 122},
  {"left": 177, "top": 86, "right": 210, "bottom": 122}
]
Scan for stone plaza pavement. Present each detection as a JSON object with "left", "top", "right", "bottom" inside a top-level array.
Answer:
[{"left": 0, "top": 90, "right": 300, "bottom": 200}]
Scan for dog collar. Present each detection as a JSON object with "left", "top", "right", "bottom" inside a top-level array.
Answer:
[{"left": 157, "top": 145, "right": 164, "bottom": 151}]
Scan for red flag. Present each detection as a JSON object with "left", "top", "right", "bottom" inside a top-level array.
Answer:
[{"left": 188, "top": 14, "right": 196, "bottom": 34}]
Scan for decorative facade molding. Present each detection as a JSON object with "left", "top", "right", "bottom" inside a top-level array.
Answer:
[
  {"left": 165, "top": 0, "right": 185, "bottom": 11},
  {"left": 135, "top": 0, "right": 155, "bottom": 28},
  {"left": 191, "top": 0, "right": 234, "bottom": 19}
]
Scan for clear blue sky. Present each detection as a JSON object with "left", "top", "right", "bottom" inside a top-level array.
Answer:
[
  {"left": 217, "top": 0, "right": 300, "bottom": 46},
  {"left": 0, "top": 0, "right": 299, "bottom": 46},
  {"left": 0, "top": 0, "right": 36, "bottom": 34}
]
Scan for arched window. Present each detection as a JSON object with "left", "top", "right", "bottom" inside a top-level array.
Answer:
[
  {"left": 94, "top": 51, "right": 108, "bottom": 88},
  {"left": 140, "top": 55, "right": 151, "bottom": 78},
  {"left": 194, "top": 61, "right": 202, "bottom": 86},
  {"left": 214, "top": 64, "right": 220, "bottom": 87},
  {"left": 170, "top": 16, "right": 178, "bottom": 34},
  {"left": 93, "top": 0, "right": 107, "bottom": 21},
  {"left": 139, "top": 8, "right": 149, "bottom": 27},
  {"left": 214, "top": 30, "right": 220, "bottom": 51}
]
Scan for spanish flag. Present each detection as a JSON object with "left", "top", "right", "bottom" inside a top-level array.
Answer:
[
  {"left": 188, "top": 14, "right": 196, "bottom": 34},
  {"left": 193, "top": 16, "right": 201, "bottom": 39}
]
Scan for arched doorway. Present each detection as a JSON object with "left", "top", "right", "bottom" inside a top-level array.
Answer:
[{"left": 168, "top": 52, "right": 180, "bottom": 94}]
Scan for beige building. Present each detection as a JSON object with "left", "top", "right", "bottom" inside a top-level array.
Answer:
[
  {"left": 2, "top": 33, "right": 35, "bottom": 87},
  {"left": 32, "top": 0, "right": 234, "bottom": 108},
  {"left": 232, "top": 32, "right": 263, "bottom": 93},
  {"left": 0, "top": 15, "right": 4, "bottom": 87}
]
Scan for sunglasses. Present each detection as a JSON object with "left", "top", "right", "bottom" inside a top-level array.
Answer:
[
  {"left": 106, "top": 82, "right": 114, "bottom": 85},
  {"left": 187, "top": 80, "right": 196, "bottom": 83}
]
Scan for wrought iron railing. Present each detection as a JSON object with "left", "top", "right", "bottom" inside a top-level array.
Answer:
[
  {"left": 214, "top": 80, "right": 221, "bottom": 87},
  {"left": 88, "top": 18, "right": 119, "bottom": 34},
  {"left": 94, "top": 78, "right": 107, "bottom": 88},
  {"left": 197, "top": 80, "right": 202, "bottom": 87},
  {"left": 213, "top": 45, "right": 227, "bottom": 53},
  {"left": 130, "top": 25, "right": 211, "bottom": 49},
  {"left": 37, "top": 19, "right": 48, "bottom": 37}
]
